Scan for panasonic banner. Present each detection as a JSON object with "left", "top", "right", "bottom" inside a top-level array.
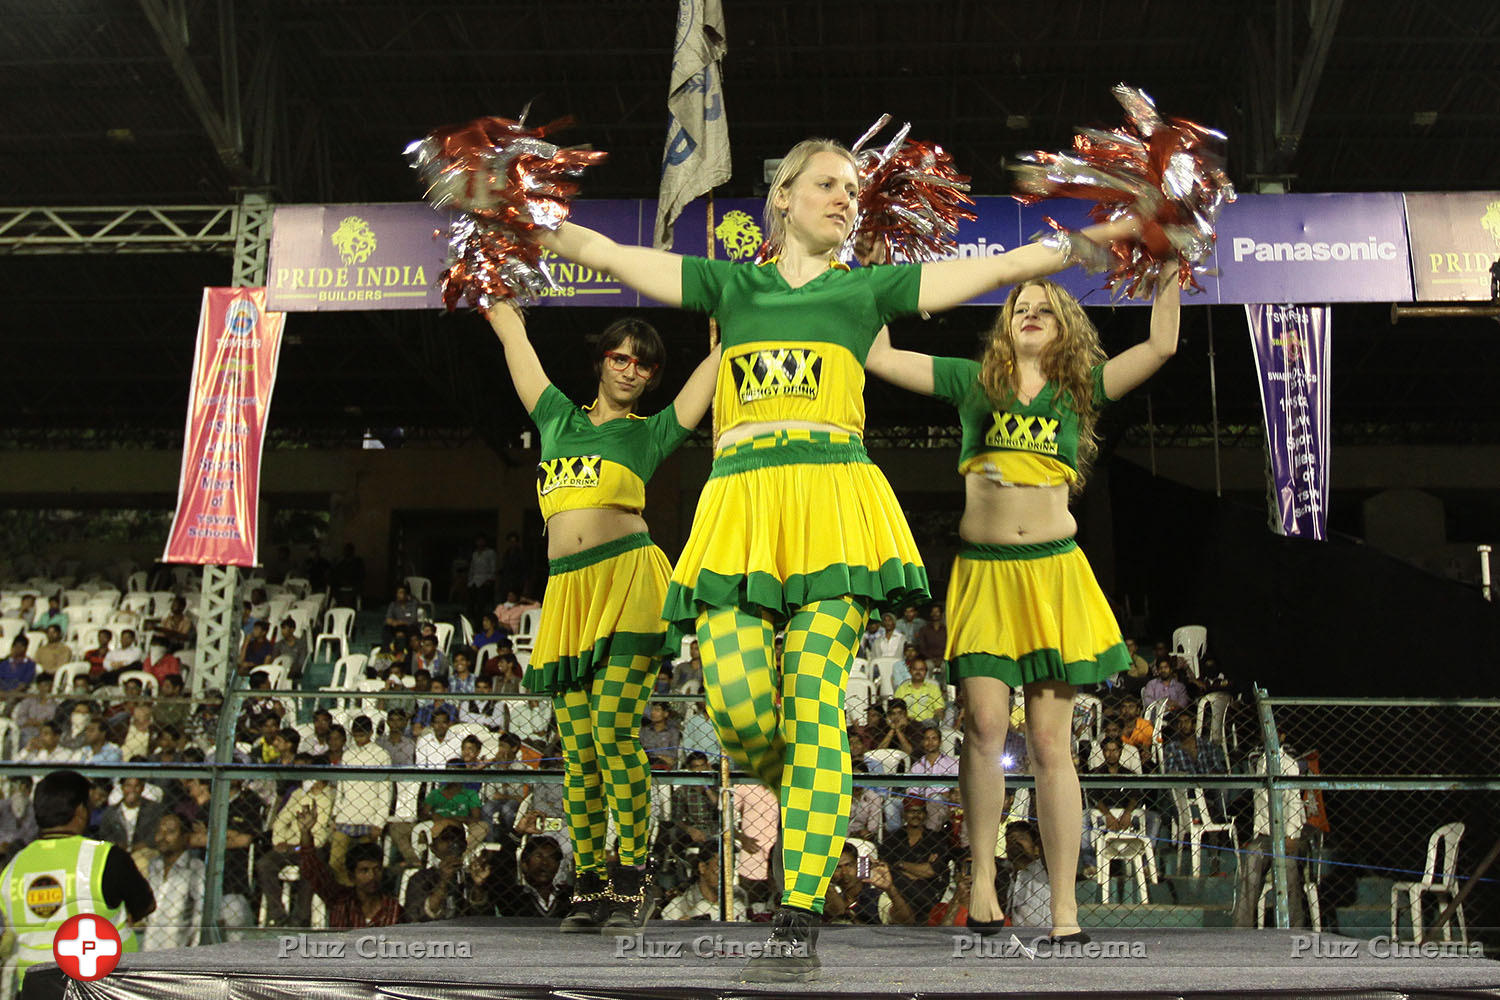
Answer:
[{"left": 1246, "top": 304, "right": 1331, "bottom": 540}]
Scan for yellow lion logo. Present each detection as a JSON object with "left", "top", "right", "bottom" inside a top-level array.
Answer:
[
  {"left": 1482, "top": 201, "right": 1500, "bottom": 247},
  {"left": 714, "top": 210, "right": 763, "bottom": 261},
  {"left": 330, "top": 216, "right": 378, "bottom": 265}
]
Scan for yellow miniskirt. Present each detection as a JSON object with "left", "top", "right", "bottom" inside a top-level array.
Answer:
[
  {"left": 945, "top": 536, "right": 1129, "bottom": 688},
  {"left": 662, "top": 430, "right": 930, "bottom": 629},
  {"left": 523, "top": 532, "right": 673, "bottom": 695}
]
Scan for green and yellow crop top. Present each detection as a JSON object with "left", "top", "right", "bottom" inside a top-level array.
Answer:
[
  {"left": 680, "top": 257, "right": 922, "bottom": 436},
  {"left": 931, "top": 357, "right": 1113, "bottom": 487},
  {"left": 528, "top": 384, "right": 692, "bottom": 521}
]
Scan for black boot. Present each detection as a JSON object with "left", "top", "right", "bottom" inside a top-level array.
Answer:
[
  {"left": 560, "top": 870, "right": 608, "bottom": 933},
  {"left": 740, "top": 905, "right": 820, "bottom": 983},
  {"left": 600, "top": 862, "right": 660, "bottom": 933}
]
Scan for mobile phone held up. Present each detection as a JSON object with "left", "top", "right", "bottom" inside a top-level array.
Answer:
[{"left": 856, "top": 855, "right": 871, "bottom": 880}]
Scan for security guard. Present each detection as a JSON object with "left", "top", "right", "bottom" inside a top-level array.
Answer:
[{"left": 2, "top": 770, "right": 155, "bottom": 989}]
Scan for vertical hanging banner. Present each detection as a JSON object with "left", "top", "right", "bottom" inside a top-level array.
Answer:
[
  {"left": 163, "top": 287, "right": 286, "bottom": 566},
  {"left": 1245, "top": 304, "right": 1332, "bottom": 540},
  {"left": 653, "top": 0, "right": 730, "bottom": 249}
]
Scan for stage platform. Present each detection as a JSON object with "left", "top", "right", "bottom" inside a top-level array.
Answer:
[{"left": 38, "top": 919, "right": 1500, "bottom": 1000}]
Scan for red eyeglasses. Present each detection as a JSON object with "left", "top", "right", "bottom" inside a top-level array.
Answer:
[{"left": 603, "top": 351, "right": 659, "bottom": 378}]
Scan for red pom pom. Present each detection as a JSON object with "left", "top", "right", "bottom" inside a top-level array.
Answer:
[{"left": 1012, "top": 84, "right": 1235, "bottom": 298}]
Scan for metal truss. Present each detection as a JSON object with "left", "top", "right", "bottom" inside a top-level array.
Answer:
[
  {"left": 0, "top": 205, "right": 238, "bottom": 255},
  {"left": 193, "top": 563, "right": 240, "bottom": 699}
]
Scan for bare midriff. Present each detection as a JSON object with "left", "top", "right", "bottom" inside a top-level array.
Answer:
[
  {"left": 545, "top": 507, "right": 649, "bottom": 560},
  {"left": 959, "top": 474, "right": 1076, "bottom": 545}
]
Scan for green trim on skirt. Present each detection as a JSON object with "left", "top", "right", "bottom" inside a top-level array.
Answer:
[
  {"left": 662, "top": 558, "right": 929, "bottom": 629},
  {"left": 949, "top": 642, "right": 1131, "bottom": 689}
]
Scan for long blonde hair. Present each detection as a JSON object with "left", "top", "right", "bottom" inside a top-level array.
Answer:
[
  {"left": 980, "top": 279, "right": 1106, "bottom": 492},
  {"left": 762, "top": 139, "right": 858, "bottom": 254}
]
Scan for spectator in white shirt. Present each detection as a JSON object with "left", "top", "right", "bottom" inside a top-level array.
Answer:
[
  {"left": 330, "top": 715, "right": 393, "bottom": 885},
  {"left": 661, "top": 841, "right": 748, "bottom": 920},
  {"left": 142, "top": 813, "right": 204, "bottom": 950},
  {"left": 861, "top": 612, "right": 906, "bottom": 661},
  {"left": 414, "top": 711, "right": 464, "bottom": 768},
  {"left": 18, "top": 722, "right": 75, "bottom": 764}
]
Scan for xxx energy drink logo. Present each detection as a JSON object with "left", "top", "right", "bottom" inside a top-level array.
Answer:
[
  {"left": 731, "top": 348, "right": 822, "bottom": 404},
  {"left": 537, "top": 456, "right": 602, "bottom": 495},
  {"left": 984, "top": 413, "right": 1060, "bottom": 455}
]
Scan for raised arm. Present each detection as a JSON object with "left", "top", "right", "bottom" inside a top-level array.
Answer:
[
  {"left": 537, "top": 222, "right": 683, "bottom": 307},
  {"left": 1100, "top": 261, "right": 1180, "bottom": 401},
  {"left": 671, "top": 345, "right": 722, "bottom": 430},
  {"left": 916, "top": 216, "right": 1141, "bottom": 314},
  {"left": 483, "top": 303, "right": 550, "bottom": 413},
  {"left": 864, "top": 327, "right": 936, "bottom": 396}
]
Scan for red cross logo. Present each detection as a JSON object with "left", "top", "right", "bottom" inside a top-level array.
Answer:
[{"left": 53, "top": 914, "right": 122, "bottom": 981}]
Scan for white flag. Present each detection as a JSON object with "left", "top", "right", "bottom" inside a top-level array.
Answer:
[{"left": 653, "top": 0, "right": 730, "bottom": 250}]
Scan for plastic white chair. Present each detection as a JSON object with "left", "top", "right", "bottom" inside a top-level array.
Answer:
[
  {"left": 24, "top": 631, "right": 48, "bottom": 656},
  {"left": 1142, "top": 698, "right": 1170, "bottom": 768},
  {"left": 120, "top": 593, "right": 153, "bottom": 618},
  {"left": 433, "top": 622, "right": 455, "bottom": 655},
  {"left": 61, "top": 589, "right": 91, "bottom": 609},
  {"left": 331, "top": 654, "right": 369, "bottom": 690},
  {"left": 51, "top": 661, "right": 94, "bottom": 694},
  {"left": 0, "top": 618, "right": 25, "bottom": 641},
  {"left": 1390, "top": 821, "right": 1468, "bottom": 945},
  {"left": 314, "top": 608, "right": 356, "bottom": 663},
  {"left": 845, "top": 676, "right": 875, "bottom": 727},
  {"left": 148, "top": 591, "right": 176, "bottom": 617},
  {"left": 1089, "top": 807, "right": 1156, "bottom": 904},
  {"left": 1196, "top": 692, "right": 1234, "bottom": 754},
  {"left": 473, "top": 643, "right": 499, "bottom": 672},
  {"left": 517, "top": 608, "right": 542, "bottom": 640},
  {"left": 254, "top": 662, "right": 291, "bottom": 691},
  {"left": 1168, "top": 786, "right": 1237, "bottom": 877},
  {"left": 405, "top": 577, "right": 433, "bottom": 604},
  {"left": 1255, "top": 828, "right": 1324, "bottom": 931},
  {"left": 92, "top": 588, "right": 122, "bottom": 609},
  {"left": 1171, "top": 625, "right": 1207, "bottom": 679},
  {"left": 117, "top": 670, "right": 159, "bottom": 697},
  {"left": 1073, "top": 693, "right": 1103, "bottom": 749},
  {"left": 126, "top": 571, "right": 149, "bottom": 593},
  {"left": 282, "top": 576, "right": 311, "bottom": 599},
  {"left": 458, "top": 615, "right": 474, "bottom": 648}
]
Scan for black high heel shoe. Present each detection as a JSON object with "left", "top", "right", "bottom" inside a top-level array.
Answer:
[
  {"left": 1045, "top": 931, "right": 1091, "bottom": 946},
  {"left": 963, "top": 913, "right": 1005, "bottom": 937}
]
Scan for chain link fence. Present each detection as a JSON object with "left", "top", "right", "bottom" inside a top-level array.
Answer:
[{"left": 0, "top": 684, "right": 1494, "bottom": 956}]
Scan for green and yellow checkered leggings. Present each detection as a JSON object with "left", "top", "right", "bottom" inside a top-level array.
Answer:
[
  {"left": 552, "top": 651, "right": 658, "bottom": 873},
  {"left": 697, "top": 596, "right": 866, "bottom": 912}
]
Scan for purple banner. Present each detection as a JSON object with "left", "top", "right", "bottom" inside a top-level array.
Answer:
[
  {"left": 265, "top": 191, "right": 1439, "bottom": 312},
  {"left": 1246, "top": 304, "right": 1332, "bottom": 540},
  {"left": 266, "top": 202, "right": 643, "bottom": 312},
  {"left": 1218, "top": 193, "right": 1411, "bottom": 304},
  {"left": 1402, "top": 191, "right": 1500, "bottom": 301}
]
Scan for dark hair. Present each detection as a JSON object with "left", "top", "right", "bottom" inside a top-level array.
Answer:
[
  {"left": 278, "top": 727, "right": 302, "bottom": 749},
  {"left": 34, "top": 770, "right": 90, "bottom": 828},
  {"left": 461, "top": 734, "right": 482, "bottom": 749},
  {"left": 1100, "top": 737, "right": 1124, "bottom": 751},
  {"left": 181, "top": 747, "right": 206, "bottom": 762},
  {"left": 313, "top": 709, "right": 333, "bottom": 722},
  {"left": 432, "top": 708, "right": 451, "bottom": 723},
  {"left": 521, "top": 837, "right": 561, "bottom": 863},
  {"left": 346, "top": 842, "right": 383, "bottom": 869},
  {"left": 685, "top": 751, "right": 708, "bottom": 767},
  {"left": 328, "top": 724, "right": 346, "bottom": 740},
  {"left": 281, "top": 617, "right": 297, "bottom": 629},
  {"left": 886, "top": 698, "right": 908, "bottom": 712},
  {"left": 10, "top": 636, "right": 28, "bottom": 650},
  {"left": 352, "top": 715, "right": 373, "bottom": 735},
  {"left": 594, "top": 317, "right": 666, "bottom": 390}
]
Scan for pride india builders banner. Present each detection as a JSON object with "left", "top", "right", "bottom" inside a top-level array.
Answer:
[{"left": 162, "top": 287, "right": 285, "bottom": 566}]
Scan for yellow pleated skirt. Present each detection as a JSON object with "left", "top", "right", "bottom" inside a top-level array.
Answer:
[
  {"left": 945, "top": 536, "right": 1129, "bottom": 688},
  {"left": 523, "top": 532, "right": 673, "bottom": 695},
  {"left": 662, "top": 430, "right": 929, "bottom": 628}
]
